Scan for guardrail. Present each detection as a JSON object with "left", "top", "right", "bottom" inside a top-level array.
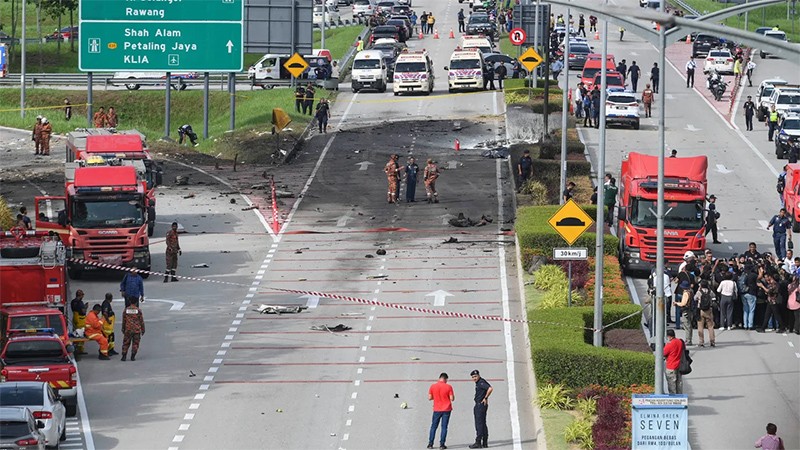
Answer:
[
  {"left": 668, "top": 0, "right": 701, "bottom": 17},
  {"left": 0, "top": 73, "right": 294, "bottom": 90}
]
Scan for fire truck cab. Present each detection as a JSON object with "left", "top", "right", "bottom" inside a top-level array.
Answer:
[{"left": 35, "top": 163, "right": 152, "bottom": 279}]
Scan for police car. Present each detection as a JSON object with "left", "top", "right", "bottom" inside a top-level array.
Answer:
[
  {"left": 605, "top": 88, "right": 640, "bottom": 130},
  {"left": 775, "top": 114, "right": 800, "bottom": 159}
]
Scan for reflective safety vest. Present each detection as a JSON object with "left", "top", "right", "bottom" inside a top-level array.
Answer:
[{"left": 770, "top": 111, "right": 779, "bottom": 122}]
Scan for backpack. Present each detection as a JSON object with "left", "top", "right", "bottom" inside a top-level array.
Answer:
[
  {"left": 777, "top": 173, "right": 786, "bottom": 194},
  {"left": 699, "top": 289, "right": 712, "bottom": 311},
  {"left": 678, "top": 339, "right": 693, "bottom": 375}
]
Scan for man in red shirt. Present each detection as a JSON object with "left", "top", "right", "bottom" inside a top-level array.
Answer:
[
  {"left": 663, "top": 329, "right": 684, "bottom": 394},
  {"left": 428, "top": 372, "right": 455, "bottom": 449}
]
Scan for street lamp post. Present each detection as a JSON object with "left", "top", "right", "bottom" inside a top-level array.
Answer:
[
  {"left": 560, "top": 8, "right": 571, "bottom": 206},
  {"left": 20, "top": 0, "right": 27, "bottom": 118},
  {"left": 593, "top": 7, "right": 608, "bottom": 348}
]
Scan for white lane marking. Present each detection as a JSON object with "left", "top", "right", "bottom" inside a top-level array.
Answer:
[
  {"left": 359, "top": 356, "right": 366, "bottom": 362},
  {"left": 168, "top": 159, "right": 277, "bottom": 240},
  {"left": 204, "top": 376, "right": 214, "bottom": 381},
  {"left": 279, "top": 92, "right": 359, "bottom": 235},
  {"left": 758, "top": 220, "right": 770, "bottom": 230},
  {"left": 363, "top": 336, "right": 369, "bottom": 341},
  {"left": 199, "top": 385, "right": 209, "bottom": 390},
  {"left": 73, "top": 367, "right": 96, "bottom": 450},
  {"left": 357, "top": 368, "right": 363, "bottom": 374},
  {"left": 194, "top": 394, "right": 206, "bottom": 400},
  {"left": 189, "top": 403, "right": 200, "bottom": 410},
  {"left": 789, "top": 342, "right": 795, "bottom": 348},
  {"left": 172, "top": 435, "right": 185, "bottom": 442},
  {"left": 184, "top": 414, "right": 195, "bottom": 420},
  {"left": 351, "top": 392, "right": 358, "bottom": 399},
  {"left": 346, "top": 419, "right": 352, "bottom": 426},
  {"left": 232, "top": 320, "right": 241, "bottom": 325},
  {"left": 208, "top": 367, "right": 219, "bottom": 373},
  {"left": 213, "top": 359, "right": 223, "bottom": 364},
  {"left": 242, "top": 299, "right": 251, "bottom": 305},
  {"left": 236, "top": 313, "right": 244, "bottom": 318},
  {"left": 179, "top": 424, "right": 190, "bottom": 431},
  {"left": 361, "top": 346, "right": 367, "bottom": 351},
  {"left": 343, "top": 433, "right": 350, "bottom": 441},
  {"left": 354, "top": 380, "right": 361, "bottom": 386},
  {"left": 228, "top": 327, "right": 238, "bottom": 332},
  {"left": 348, "top": 405, "right": 355, "bottom": 412},
  {"left": 496, "top": 157, "right": 521, "bottom": 450},
  {"left": 795, "top": 352, "right": 800, "bottom": 359}
]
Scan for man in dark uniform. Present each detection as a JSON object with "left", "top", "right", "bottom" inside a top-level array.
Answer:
[
  {"left": 705, "top": 195, "right": 721, "bottom": 244},
  {"left": 517, "top": 150, "right": 532, "bottom": 191},
  {"left": 295, "top": 85, "right": 306, "bottom": 112},
  {"left": 563, "top": 181, "right": 576, "bottom": 203},
  {"left": 404, "top": 157, "right": 420, "bottom": 202},
  {"left": 120, "top": 300, "right": 145, "bottom": 361},
  {"left": 468, "top": 369, "right": 493, "bottom": 449},
  {"left": 743, "top": 95, "right": 756, "bottom": 131},
  {"left": 70, "top": 290, "right": 88, "bottom": 355},
  {"left": 303, "top": 83, "right": 316, "bottom": 116}
]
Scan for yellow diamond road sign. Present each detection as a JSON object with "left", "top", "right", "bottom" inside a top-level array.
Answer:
[
  {"left": 518, "top": 48, "right": 543, "bottom": 72},
  {"left": 283, "top": 53, "right": 309, "bottom": 78},
  {"left": 548, "top": 199, "right": 595, "bottom": 246}
]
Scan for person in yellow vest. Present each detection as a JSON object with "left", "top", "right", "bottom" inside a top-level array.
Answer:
[
  {"left": 85, "top": 304, "right": 110, "bottom": 360},
  {"left": 70, "top": 290, "right": 88, "bottom": 355},
  {"left": 101, "top": 294, "right": 118, "bottom": 356},
  {"left": 427, "top": 13, "right": 435, "bottom": 34},
  {"left": 733, "top": 57, "right": 742, "bottom": 84},
  {"left": 767, "top": 105, "right": 780, "bottom": 142}
]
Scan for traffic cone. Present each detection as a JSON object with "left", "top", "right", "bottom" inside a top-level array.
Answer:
[
  {"left": 449, "top": 28, "right": 455, "bottom": 39},
  {"left": 434, "top": 29, "right": 440, "bottom": 39},
  {"left": 594, "top": 30, "right": 600, "bottom": 40},
  {"left": 419, "top": 30, "right": 424, "bottom": 39},
  {"left": 454, "top": 139, "right": 460, "bottom": 151},
  {"left": 686, "top": 34, "right": 691, "bottom": 44}
]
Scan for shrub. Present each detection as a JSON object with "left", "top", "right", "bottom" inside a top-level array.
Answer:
[
  {"left": 536, "top": 383, "right": 574, "bottom": 410},
  {"left": 0, "top": 196, "right": 16, "bottom": 230},
  {"left": 586, "top": 256, "right": 630, "bottom": 305},
  {"left": 553, "top": 259, "right": 590, "bottom": 290},
  {"left": 516, "top": 206, "right": 620, "bottom": 258},
  {"left": 575, "top": 396, "right": 598, "bottom": 417},
  {"left": 529, "top": 305, "right": 653, "bottom": 389},
  {"left": 533, "top": 264, "right": 567, "bottom": 291},
  {"left": 564, "top": 418, "right": 594, "bottom": 450},
  {"left": 539, "top": 286, "right": 569, "bottom": 309},
  {"left": 593, "top": 395, "right": 628, "bottom": 450},
  {"left": 520, "top": 180, "right": 549, "bottom": 205}
]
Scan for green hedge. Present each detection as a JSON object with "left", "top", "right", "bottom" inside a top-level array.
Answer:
[
  {"left": 530, "top": 305, "right": 654, "bottom": 388},
  {"left": 516, "top": 205, "right": 619, "bottom": 257}
]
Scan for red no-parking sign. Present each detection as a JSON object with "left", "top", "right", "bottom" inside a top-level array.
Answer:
[{"left": 509, "top": 28, "right": 527, "bottom": 46}]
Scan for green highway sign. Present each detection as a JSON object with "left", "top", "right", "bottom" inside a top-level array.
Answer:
[
  {"left": 79, "top": 0, "right": 244, "bottom": 72},
  {"left": 80, "top": 0, "right": 244, "bottom": 22},
  {"left": 79, "top": 22, "right": 243, "bottom": 72}
]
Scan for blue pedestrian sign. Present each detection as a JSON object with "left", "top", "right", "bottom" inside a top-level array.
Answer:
[{"left": 631, "top": 394, "right": 689, "bottom": 450}]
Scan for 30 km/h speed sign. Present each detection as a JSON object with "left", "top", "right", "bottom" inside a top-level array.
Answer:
[{"left": 509, "top": 28, "right": 527, "bottom": 46}]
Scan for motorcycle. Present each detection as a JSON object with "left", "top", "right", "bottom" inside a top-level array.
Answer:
[{"left": 706, "top": 72, "right": 727, "bottom": 101}]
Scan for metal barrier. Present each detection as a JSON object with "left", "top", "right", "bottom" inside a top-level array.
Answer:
[{"left": 668, "top": 0, "right": 701, "bottom": 17}]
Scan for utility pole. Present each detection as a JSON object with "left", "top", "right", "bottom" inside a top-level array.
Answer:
[
  {"left": 20, "top": 0, "right": 27, "bottom": 118},
  {"left": 321, "top": 4, "right": 326, "bottom": 49},
  {"left": 654, "top": 0, "right": 668, "bottom": 395},
  {"left": 560, "top": 7, "right": 570, "bottom": 206},
  {"left": 593, "top": 5, "right": 608, "bottom": 348}
]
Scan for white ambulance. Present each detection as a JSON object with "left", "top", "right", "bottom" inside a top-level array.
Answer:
[
  {"left": 393, "top": 50, "right": 435, "bottom": 96},
  {"left": 459, "top": 35, "right": 493, "bottom": 54},
  {"left": 351, "top": 50, "right": 389, "bottom": 93},
  {"left": 445, "top": 48, "right": 485, "bottom": 92}
]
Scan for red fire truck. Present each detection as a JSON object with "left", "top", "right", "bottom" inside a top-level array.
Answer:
[
  {"left": 0, "top": 229, "right": 70, "bottom": 348},
  {"left": 35, "top": 163, "right": 152, "bottom": 279},
  {"left": 617, "top": 152, "right": 709, "bottom": 274},
  {"left": 65, "top": 129, "right": 162, "bottom": 236}
]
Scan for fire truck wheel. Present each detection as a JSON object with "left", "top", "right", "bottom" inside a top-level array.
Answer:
[{"left": 0, "top": 247, "right": 41, "bottom": 258}]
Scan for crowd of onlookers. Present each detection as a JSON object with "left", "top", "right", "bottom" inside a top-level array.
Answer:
[{"left": 652, "top": 243, "right": 800, "bottom": 348}]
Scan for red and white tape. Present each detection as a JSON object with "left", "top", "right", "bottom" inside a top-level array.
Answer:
[{"left": 67, "top": 258, "right": 637, "bottom": 331}]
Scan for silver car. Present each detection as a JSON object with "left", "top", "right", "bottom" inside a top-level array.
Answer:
[
  {"left": 0, "top": 406, "right": 46, "bottom": 450},
  {"left": 0, "top": 383, "right": 66, "bottom": 449}
]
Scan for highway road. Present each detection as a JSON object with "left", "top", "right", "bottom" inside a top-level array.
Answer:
[
  {"left": 1, "top": 1, "right": 537, "bottom": 449},
  {"left": 556, "top": 2, "right": 800, "bottom": 448}
]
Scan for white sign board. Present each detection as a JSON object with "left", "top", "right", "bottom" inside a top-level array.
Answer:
[
  {"left": 552, "top": 247, "right": 588, "bottom": 260},
  {"left": 632, "top": 394, "right": 689, "bottom": 450}
]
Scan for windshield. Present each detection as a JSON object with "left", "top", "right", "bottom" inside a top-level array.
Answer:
[
  {"left": 395, "top": 62, "right": 426, "bottom": 72},
  {"left": 631, "top": 199, "right": 704, "bottom": 229},
  {"left": 450, "top": 59, "right": 481, "bottom": 69},
  {"left": 0, "top": 388, "right": 44, "bottom": 406},
  {"left": 10, "top": 316, "right": 65, "bottom": 336},
  {"left": 607, "top": 95, "right": 636, "bottom": 104},
  {"left": 583, "top": 68, "right": 600, "bottom": 79},
  {"left": 71, "top": 195, "right": 144, "bottom": 228},
  {"left": 4, "top": 340, "right": 66, "bottom": 361},
  {"left": 469, "top": 16, "right": 490, "bottom": 24},
  {"left": 354, "top": 59, "right": 381, "bottom": 69},
  {"left": 777, "top": 95, "right": 800, "bottom": 105},
  {"left": 784, "top": 120, "right": 800, "bottom": 130},
  {"left": 761, "top": 87, "right": 775, "bottom": 98}
]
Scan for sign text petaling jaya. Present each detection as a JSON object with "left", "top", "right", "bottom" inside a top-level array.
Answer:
[{"left": 79, "top": 0, "right": 243, "bottom": 72}]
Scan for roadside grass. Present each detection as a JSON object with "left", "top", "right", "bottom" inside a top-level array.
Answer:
[
  {"left": 674, "top": 0, "right": 800, "bottom": 42},
  {"left": 8, "top": 25, "right": 364, "bottom": 73},
  {"left": 541, "top": 409, "right": 580, "bottom": 450},
  {"left": 0, "top": 88, "right": 315, "bottom": 156}
]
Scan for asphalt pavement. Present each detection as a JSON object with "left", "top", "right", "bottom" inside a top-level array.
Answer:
[{"left": 555, "top": 2, "right": 800, "bottom": 448}]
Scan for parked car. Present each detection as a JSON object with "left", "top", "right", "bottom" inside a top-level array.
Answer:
[
  {"left": 703, "top": 48, "right": 734, "bottom": 75},
  {"left": 565, "top": 41, "right": 592, "bottom": 70},
  {"left": 692, "top": 33, "right": 720, "bottom": 57},
  {"left": 484, "top": 53, "right": 528, "bottom": 78},
  {"left": 760, "top": 30, "right": 788, "bottom": 59},
  {"left": 45, "top": 26, "right": 78, "bottom": 42},
  {"left": 313, "top": 5, "right": 341, "bottom": 25},
  {"left": 385, "top": 19, "right": 410, "bottom": 41},
  {"left": 112, "top": 72, "right": 198, "bottom": 90},
  {"left": 606, "top": 89, "right": 640, "bottom": 130},
  {"left": 466, "top": 13, "right": 497, "bottom": 37},
  {"left": 0, "top": 383, "right": 66, "bottom": 449},
  {"left": 0, "top": 406, "right": 46, "bottom": 450},
  {"left": 592, "top": 70, "right": 625, "bottom": 90},
  {"left": 775, "top": 114, "right": 800, "bottom": 159},
  {"left": 371, "top": 25, "right": 402, "bottom": 42}
]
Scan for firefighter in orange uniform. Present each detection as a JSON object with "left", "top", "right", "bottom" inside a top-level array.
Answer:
[
  {"left": 384, "top": 154, "right": 401, "bottom": 204},
  {"left": 39, "top": 118, "right": 52, "bottom": 156},
  {"left": 424, "top": 159, "right": 440, "bottom": 203},
  {"left": 85, "top": 304, "right": 110, "bottom": 360},
  {"left": 93, "top": 107, "right": 106, "bottom": 128}
]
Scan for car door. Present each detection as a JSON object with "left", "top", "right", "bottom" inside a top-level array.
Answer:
[{"left": 46, "top": 384, "right": 66, "bottom": 438}]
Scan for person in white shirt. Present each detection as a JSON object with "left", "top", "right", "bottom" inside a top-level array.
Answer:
[
  {"left": 574, "top": 84, "right": 584, "bottom": 119},
  {"left": 781, "top": 249, "right": 794, "bottom": 273},
  {"left": 745, "top": 60, "right": 756, "bottom": 87},
  {"left": 685, "top": 56, "right": 696, "bottom": 88},
  {"left": 717, "top": 272, "right": 738, "bottom": 330}
]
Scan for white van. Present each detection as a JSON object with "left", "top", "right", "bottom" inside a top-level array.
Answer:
[
  {"left": 351, "top": 50, "right": 388, "bottom": 93},
  {"left": 247, "top": 54, "right": 293, "bottom": 85},
  {"left": 393, "top": 50, "right": 434, "bottom": 95},
  {"left": 459, "top": 36, "right": 493, "bottom": 54},
  {"left": 352, "top": 0, "right": 376, "bottom": 16},
  {"left": 445, "top": 49, "right": 485, "bottom": 92}
]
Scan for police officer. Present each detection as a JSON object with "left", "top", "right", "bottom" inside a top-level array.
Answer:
[
  {"left": 517, "top": 150, "right": 532, "bottom": 191},
  {"left": 404, "top": 157, "right": 420, "bottom": 202},
  {"left": 705, "top": 195, "right": 721, "bottom": 244},
  {"left": 743, "top": 96, "right": 756, "bottom": 131},
  {"left": 295, "top": 85, "right": 306, "bottom": 112},
  {"left": 468, "top": 370, "right": 493, "bottom": 449},
  {"left": 121, "top": 300, "right": 145, "bottom": 361},
  {"left": 768, "top": 105, "right": 779, "bottom": 142},
  {"left": 70, "top": 290, "right": 88, "bottom": 355}
]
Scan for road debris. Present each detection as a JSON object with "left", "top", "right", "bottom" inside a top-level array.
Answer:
[
  {"left": 366, "top": 274, "right": 388, "bottom": 279},
  {"left": 189, "top": 371, "right": 196, "bottom": 377},
  {"left": 241, "top": 206, "right": 258, "bottom": 211},
  {"left": 310, "top": 324, "right": 352, "bottom": 332},
  {"left": 192, "top": 263, "right": 210, "bottom": 268},
  {"left": 256, "top": 304, "right": 308, "bottom": 314},
  {"left": 376, "top": 248, "right": 387, "bottom": 255},
  {"left": 400, "top": 402, "right": 408, "bottom": 409},
  {"left": 443, "top": 237, "right": 459, "bottom": 244},
  {"left": 182, "top": 194, "right": 195, "bottom": 199},
  {"left": 449, "top": 213, "right": 493, "bottom": 227},
  {"left": 175, "top": 175, "right": 189, "bottom": 185}
]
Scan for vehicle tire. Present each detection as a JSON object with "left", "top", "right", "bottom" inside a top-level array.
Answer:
[
  {"left": 124, "top": 79, "right": 140, "bottom": 90},
  {"left": 148, "top": 221, "right": 155, "bottom": 237},
  {"left": 793, "top": 218, "right": 800, "bottom": 233},
  {"left": 352, "top": 88, "right": 359, "bottom": 93},
  {"left": 448, "top": 88, "right": 454, "bottom": 93},
  {"left": 760, "top": 51, "right": 766, "bottom": 59},
  {"left": 633, "top": 121, "right": 640, "bottom": 130},
  {"left": 68, "top": 267, "right": 83, "bottom": 280},
  {"left": 394, "top": 92, "right": 399, "bottom": 96},
  {"left": 0, "top": 246, "right": 41, "bottom": 258},
  {"left": 379, "top": 83, "right": 386, "bottom": 93},
  {"left": 60, "top": 422, "right": 67, "bottom": 441},
  {"left": 65, "top": 401, "right": 77, "bottom": 417}
]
